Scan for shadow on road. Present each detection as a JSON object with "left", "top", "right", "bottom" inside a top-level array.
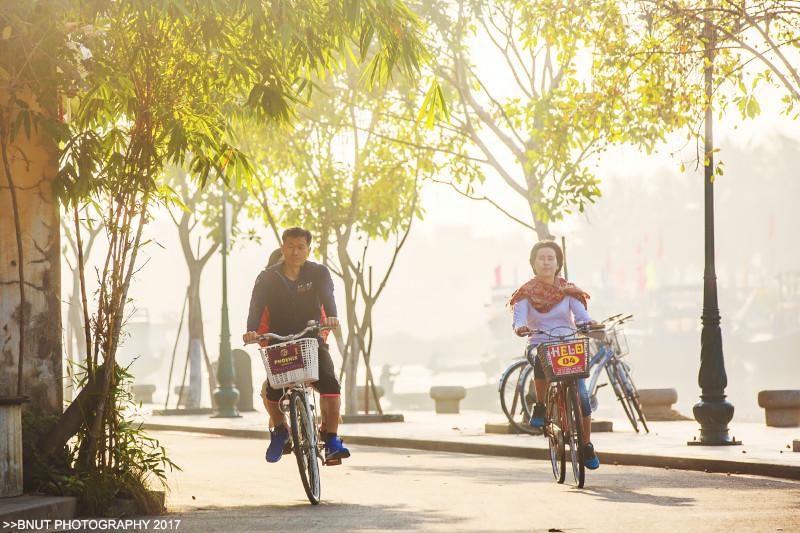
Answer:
[
  {"left": 346, "top": 447, "right": 800, "bottom": 504},
  {"left": 576, "top": 486, "right": 694, "bottom": 507},
  {"left": 164, "top": 502, "right": 465, "bottom": 532}
]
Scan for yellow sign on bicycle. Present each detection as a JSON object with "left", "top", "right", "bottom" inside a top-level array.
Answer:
[
  {"left": 537, "top": 338, "right": 590, "bottom": 381},
  {"left": 557, "top": 355, "right": 580, "bottom": 367}
]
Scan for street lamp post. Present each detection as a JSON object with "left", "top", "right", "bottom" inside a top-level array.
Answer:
[
  {"left": 212, "top": 185, "right": 240, "bottom": 418},
  {"left": 690, "top": 5, "right": 739, "bottom": 446}
]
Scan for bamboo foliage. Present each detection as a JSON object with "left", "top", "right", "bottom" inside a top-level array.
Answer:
[{"left": 0, "top": 0, "right": 441, "bottom": 506}]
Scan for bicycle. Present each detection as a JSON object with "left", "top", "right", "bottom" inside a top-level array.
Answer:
[
  {"left": 527, "top": 325, "right": 597, "bottom": 488},
  {"left": 498, "top": 356, "right": 538, "bottom": 434},
  {"left": 247, "top": 320, "right": 333, "bottom": 505},
  {"left": 586, "top": 314, "right": 649, "bottom": 433},
  {"left": 498, "top": 323, "right": 603, "bottom": 435}
]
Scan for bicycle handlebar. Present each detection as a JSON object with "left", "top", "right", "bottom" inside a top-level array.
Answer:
[
  {"left": 520, "top": 323, "right": 604, "bottom": 340},
  {"left": 603, "top": 314, "right": 634, "bottom": 329},
  {"left": 244, "top": 320, "right": 334, "bottom": 345}
]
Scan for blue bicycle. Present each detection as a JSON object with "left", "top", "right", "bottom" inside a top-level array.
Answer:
[{"left": 586, "top": 314, "right": 649, "bottom": 433}]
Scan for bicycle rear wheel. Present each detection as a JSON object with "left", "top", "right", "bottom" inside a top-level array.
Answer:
[
  {"left": 618, "top": 362, "right": 650, "bottom": 434},
  {"left": 607, "top": 360, "right": 639, "bottom": 432},
  {"left": 289, "top": 391, "right": 321, "bottom": 504},
  {"left": 565, "top": 382, "right": 585, "bottom": 488},
  {"left": 499, "top": 360, "right": 538, "bottom": 434},
  {"left": 545, "top": 385, "right": 565, "bottom": 483}
]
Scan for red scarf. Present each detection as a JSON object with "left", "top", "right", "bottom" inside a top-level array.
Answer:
[{"left": 509, "top": 277, "right": 590, "bottom": 313}]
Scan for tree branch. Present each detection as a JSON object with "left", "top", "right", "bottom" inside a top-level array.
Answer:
[{"left": 429, "top": 177, "right": 535, "bottom": 231}]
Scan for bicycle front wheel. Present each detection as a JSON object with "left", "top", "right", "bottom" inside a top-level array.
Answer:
[
  {"left": 565, "top": 382, "right": 585, "bottom": 488},
  {"left": 498, "top": 360, "right": 538, "bottom": 434},
  {"left": 289, "top": 391, "right": 321, "bottom": 504},
  {"left": 545, "top": 385, "right": 565, "bottom": 483},
  {"left": 618, "top": 362, "right": 650, "bottom": 434}
]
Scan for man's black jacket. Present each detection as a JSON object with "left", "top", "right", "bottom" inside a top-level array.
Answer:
[{"left": 246, "top": 260, "right": 338, "bottom": 336}]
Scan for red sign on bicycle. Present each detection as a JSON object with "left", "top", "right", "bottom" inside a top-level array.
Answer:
[
  {"left": 538, "top": 339, "right": 590, "bottom": 380},
  {"left": 267, "top": 342, "right": 304, "bottom": 374}
]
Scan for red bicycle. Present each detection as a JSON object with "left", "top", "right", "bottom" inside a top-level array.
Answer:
[{"left": 528, "top": 326, "right": 598, "bottom": 488}]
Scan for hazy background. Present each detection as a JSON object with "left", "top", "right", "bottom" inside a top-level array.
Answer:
[{"left": 60, "top": 88, "right": 800, "bottom": 423}]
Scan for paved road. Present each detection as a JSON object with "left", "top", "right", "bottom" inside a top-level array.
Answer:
[{"left": 151, "top": 431, "right": 799, "bottom": 533}]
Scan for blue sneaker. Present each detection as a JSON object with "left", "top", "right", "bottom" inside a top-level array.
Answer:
[
  {"left": 529, "top": 402, "right": 546, "bottom": 429},
  {"left": 324, "top": 435, "right": 350, "bottom": 463},
  {"left": 583, "top": 442, "right": 600, "bottom": 470},
  {"left": 265, "top": 425, "right": 290, "bottom": 463}
]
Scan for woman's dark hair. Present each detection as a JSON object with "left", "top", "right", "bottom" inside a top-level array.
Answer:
[
  {"left": 282, "top": 227, "right": 312, "bottom": 245},
  {"left": 267, "top": 248, "right": 283, "bottom": 268},
  {"left": 529, "top": 240, "right": 563, "bottom": 276}
]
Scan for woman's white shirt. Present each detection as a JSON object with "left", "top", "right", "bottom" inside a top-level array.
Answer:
[{"left": 512, "top": 296, "right": 592, "bottom": 345}]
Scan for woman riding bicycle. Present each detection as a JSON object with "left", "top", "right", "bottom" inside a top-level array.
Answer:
[{"left": 510, "top": 240, "right": 600, "bottom": 470}]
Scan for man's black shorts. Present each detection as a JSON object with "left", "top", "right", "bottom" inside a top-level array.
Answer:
[{"left": 261, "top": 341, "right": 341, "bottom": 402}]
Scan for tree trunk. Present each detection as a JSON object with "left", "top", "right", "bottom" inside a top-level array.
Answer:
[
  {"left": 335, "top": 235, "right": 362, "bottom": 415},
  {"left": 64, "top": 270, "right": 86, "bottom": 403},
  {"left": 0, "top": 88, "right": 62, "bottom": 416},
  {"left": 344, "top": 334, "right": 360, "bottom": 415},
  {"left": 523, "top": 165, "right": 554, "bottom": 241},
  {"left": 37, "top": 363, "right": 107, "bottom": 456},
  {"left": 533, "top": 218, "right": 553, "bottom": 241},
  {"left": 187, "top": 267, "right": 204, "bottom": 408}
]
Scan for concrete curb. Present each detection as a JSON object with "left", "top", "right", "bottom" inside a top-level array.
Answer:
[
  {"left": 0, "top": 495, "right": 77, "bottom": 533},
  {"left": 142, "top": 422, "right": 800, "bottom": 481}
]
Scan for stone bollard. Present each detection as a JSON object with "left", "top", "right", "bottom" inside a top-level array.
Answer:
[
  {"left": 638, "top": 388, "right": 680, "bottom": 421},
  {"left": 131, "top": 384, "right": 156, "bottom": 404},
  {"left": 0, "top": 397, "right": 25, "bottom": 497},
  {"left": 356, "top": 385, "right": 385, "bottom": 412},
  {"left": 758, "top": 390, "right": 800, "bottom": 427},
  {"left": 429, "top": 386, "right": 466, "bottom": 414}
]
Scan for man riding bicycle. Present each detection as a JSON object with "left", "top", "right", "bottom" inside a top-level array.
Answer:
[{"left": 243, "top": 227, "right": 350, "bottom": 464}]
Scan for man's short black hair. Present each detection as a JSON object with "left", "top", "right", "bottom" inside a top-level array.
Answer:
[{"left": 282, "top": 227, "right": 312, "bottom": 245}]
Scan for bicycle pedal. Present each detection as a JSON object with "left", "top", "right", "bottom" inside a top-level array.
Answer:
[{"left": 324, "top": 458, "right": 342, "bottom": 466}]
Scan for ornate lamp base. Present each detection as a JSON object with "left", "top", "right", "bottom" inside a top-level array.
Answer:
[{"left": 688, "top": 398, "right": 741, "bottom": 446}]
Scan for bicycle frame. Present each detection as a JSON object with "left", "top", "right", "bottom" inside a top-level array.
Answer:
[
  {"left": 279, "top": 383, "right": 320, "bottom": 431},
  {"left": 585, "top": 321, "right": 627, "bottom": 411},
  {"left": 587, "top": 343, "right": 613, "bottom": 400}
]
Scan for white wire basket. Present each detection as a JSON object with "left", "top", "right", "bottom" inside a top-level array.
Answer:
[
  {"left": 259, "top": 337, "right": 319, "bottom": 388},
  {"left": 609, "top": 327, "right": 629, "bottom": 357}
]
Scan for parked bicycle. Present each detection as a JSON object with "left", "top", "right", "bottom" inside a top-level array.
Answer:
[
  {"left": 498, "top": 355, "right": 537, "bottom": 434},
  {"left": 247, "top": 320, "right": 333, "bottom": 505},
  {"left": 586, "top": 314, "right": 649, "bottom": 433}
]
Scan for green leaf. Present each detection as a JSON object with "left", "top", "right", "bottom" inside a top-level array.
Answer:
[{"left": 745, "top": 96, "right": 760, "bottom": 118}]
